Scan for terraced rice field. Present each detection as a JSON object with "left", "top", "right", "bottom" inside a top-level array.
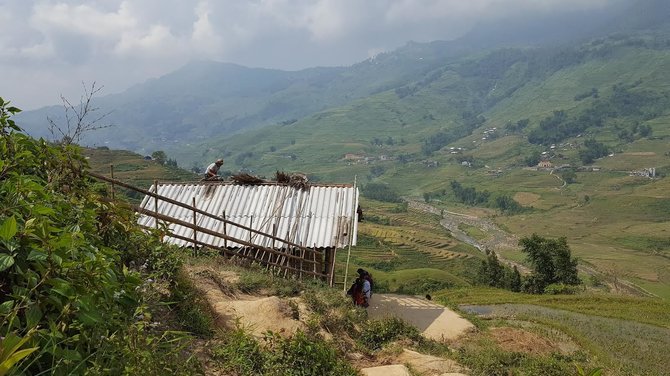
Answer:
[{"left": 335, "top": 200, "right": 482, "bottom": 291}]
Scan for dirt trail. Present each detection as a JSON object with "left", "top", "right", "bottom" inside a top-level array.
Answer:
[
  {"left": 187, "top": 265, "right": 473, "bottom": 375},
  {"left": 367, "top": 294, "right": 474, "bottom": 341}
]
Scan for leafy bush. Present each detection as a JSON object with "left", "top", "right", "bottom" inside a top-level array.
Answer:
[
  {"left": 361, "top": 183, "right": 401, "bottom": 203},
  {"left": 235, "top": 265, "right": 302, "bottom": 297},
  {"left": 358, "top": 317, "right": 421, "bottom": 351},
  {"left": 579, "top": 139, "right": 609, "bottom": 164},
  {"left": 264, "top": 331, "right": 357, "bottom": 375},
  {"left": 212, "top": 329, "right": 357, "bottom": 376},
  {"left": 212, "top": 327, "right": 267, "bottom": 374},
  {"left": 519, "top": 234, "right": 581, "bottom": 294},
  {"left": 0, "top": 99, "right": 200, "bottom": 373},
  {"left": 456, "top": 339, "right": 575, "bottom": 376},
  {"left": 171, "top": 270, "right": 215, "bottom": 337}
]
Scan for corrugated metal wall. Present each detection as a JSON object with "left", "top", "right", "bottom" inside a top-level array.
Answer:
[{"left": 137, "top": 183, "right": 359, "bottom": 249}]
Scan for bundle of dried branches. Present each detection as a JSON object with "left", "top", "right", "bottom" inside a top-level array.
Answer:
[
  {"left": 289, "top": 173, "right": 309, "bottom": 191},
  {"left": 275, "top": 170, "right": 291, "bottom": 184},
  {"left": 231, "top": 173, "right": 265, "bottom": 185}
]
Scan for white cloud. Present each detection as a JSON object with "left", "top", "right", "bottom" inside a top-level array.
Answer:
[
  {"left": 30, "top": 1, "right": 137, "bottom": 39},
  {"left": 0, "top": 0, "right": 623, "bottom": 108},
  {"left": 192, "top": 1, "right": 223, "bottom": 55},
  {"left": 114, "top": 25, "right": 183, "bottom": 57}
]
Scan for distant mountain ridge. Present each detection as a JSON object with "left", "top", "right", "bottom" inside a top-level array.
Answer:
[{"left": 15, "top": 0, "right": 670, "bottom": 159}]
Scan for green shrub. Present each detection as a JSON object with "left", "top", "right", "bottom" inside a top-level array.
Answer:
[
  {"left": 264, "top": 331, "right": 357, "bottom": 376},
  {"left": 361, "top": 183, "right": 401, "bottom": 203},
  {"left": 212, "top": 330, "right": 357, "bottom": 376},
  {"left": 359, "top": 317, "right": 421, "bottom": 351},
  {"left": 171, "top": 270, "right": 215, "bottom": 337},
  {"left": 396, "top": 278, "right": 454, "bottom": 295},
  {"left": 212, "top": 327, "right": 267, "bottom": 375},
  {"left": 236, "top": 265, "right": 302, "bottom": 296},
  {"left": 456, "top": 342, "right": 574, "bottom": 376},
  {"left": 0, "top": 100, "right": 202, "bottom": 373},
  {"left": 85, "top": 324, "right": 202, "bottom": 375}
]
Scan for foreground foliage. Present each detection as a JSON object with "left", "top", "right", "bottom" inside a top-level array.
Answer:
[{"left": 0, "top": 99, "right": 200, "bottom": 374}]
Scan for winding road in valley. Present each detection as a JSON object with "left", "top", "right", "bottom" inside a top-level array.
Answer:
[
  {"left": 407, "top": 199, "right": 527, "bottom": 272},
  {"left": 407, "top": 199, "right": 656, "bottom": 297}
]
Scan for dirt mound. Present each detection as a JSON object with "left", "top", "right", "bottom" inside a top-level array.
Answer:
[
  {"left": 187, "top": 265, "right": 305, "bottom": 337},
  {"left": 214, "top": 295, "right": 305, "bottom": 337}
]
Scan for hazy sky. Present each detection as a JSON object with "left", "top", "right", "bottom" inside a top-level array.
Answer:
[{"left": 1, "top": 0, "right": 617, "bottom": 109}]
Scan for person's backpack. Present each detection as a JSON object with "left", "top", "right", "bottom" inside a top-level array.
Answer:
[{"left": 363, "top": 272, "right": 373, "bottom": 294}]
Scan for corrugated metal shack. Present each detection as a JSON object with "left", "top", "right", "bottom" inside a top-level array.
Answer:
[{"left": 137, "top": 181, "right": 359, "bottom": 282}]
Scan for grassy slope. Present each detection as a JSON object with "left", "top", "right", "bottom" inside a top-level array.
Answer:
[{"left": 83, "top": 147, "right": 198, "bottom": 189}]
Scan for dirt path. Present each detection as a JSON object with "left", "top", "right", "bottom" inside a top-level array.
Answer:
[{"left": 367, "top": 294, "right": 474, "bottom": 341}]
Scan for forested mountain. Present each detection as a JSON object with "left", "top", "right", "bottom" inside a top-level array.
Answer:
[
  {"left": 17, "top": 0, "right": 669, "bottom": 158},
  {"left": 186, "top": 24, "right": 670, "bottom": 177}
]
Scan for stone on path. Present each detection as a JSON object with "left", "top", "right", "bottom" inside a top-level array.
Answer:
[{"left": 360, "top": 364, "right": 411, "bottom": 376}]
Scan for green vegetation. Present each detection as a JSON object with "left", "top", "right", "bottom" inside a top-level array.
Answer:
[
  {"left": 212, "top": 330, "right": 358, "bottom": 376},
  {"left": 455, "top": 335, "right": 578, "bottom": 376},
  {"left": 361, "top": 183, "right": 401, "bottom": 203},
  {"left": 520, "top": 234, "right": 580, "bottom": 294},
  {"left": 450, "top": 180, "right": 525, "bottom": 214},
  {"left": 0, "top": 100, "right": 201, "bottom": 374},
  {"left": 9, "top": 6, "right": 670, "bottom": 372},
  {"left": 476, "top": 251, "right": 522, "bottom": 292},
  {"left": 455, "top": 303, "right": 670, "bottom": 376}
]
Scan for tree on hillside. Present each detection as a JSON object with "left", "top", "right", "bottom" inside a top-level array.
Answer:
[
  {"left": 524, "top": 150, "right": 542, "bottom": 167},
  {"left": 477, "top": 250, "right": 523, "bottom": 292},
  {"left": 361, "top": 183, "right": 401, "bottom": 203},
  {"left": 638, "top": 124, "right": 652, "bottom": 137},
  {"left": 561, "top": 168, "right": 577, "bottom": 184},
  {"left": 477, "top": 250, "right": 505, "bottom": 288},
  {"left": 152, "top": 150, "right": 167, "bottom": 164},
  {"left": 579, "top": 139, "right": 608, "bottom": 164},
  {"left": 519, "top": 234, "right": 580, "bottom": 293}
]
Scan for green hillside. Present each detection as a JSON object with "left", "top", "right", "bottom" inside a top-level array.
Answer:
[{"left": 185, "top": 31, "right": 670, "bottom": 298}]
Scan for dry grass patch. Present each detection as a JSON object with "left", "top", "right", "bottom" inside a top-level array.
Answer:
[
  {"left": 513, "top": 192, "right": 541, "bottom": 207},
  {"left": 489, "top": 327, "right": 559, "bottom": 356}
]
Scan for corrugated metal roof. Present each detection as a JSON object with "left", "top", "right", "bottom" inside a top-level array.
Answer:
[{"left": 137, "top": 182, "right": 359, "bottom": 249}]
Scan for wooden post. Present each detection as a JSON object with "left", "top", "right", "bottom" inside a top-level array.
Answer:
[
  {"left": 222, "top": 211, "right": 228, "bottom": 248},
  {"left": 313, "top": 244, "right": 318, "bottom": 280},
  {"left": 110, "top": 164, "right": 115, "bottom": 200},
  {"left": 249, "top": 216, "right": 253, "bottom": 243},
  {"left": 153, "top": 180, "right": 159, "bottom": 230},
  {"left": 192, "top": 197, "right": 198, "bottom": 256}
]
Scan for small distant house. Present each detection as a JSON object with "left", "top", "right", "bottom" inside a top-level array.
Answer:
[
  {"left": 461, "top": 161, "right": 472, "bottom": 167},
  {"left": 630, "top": 168, "right": 656, "bottom": 178},
  {"left": 538, "top": 161, "right": 553, "bottom": 169},
  {"left": 343, "top": 153, "right": 364, "bottom": 161}
]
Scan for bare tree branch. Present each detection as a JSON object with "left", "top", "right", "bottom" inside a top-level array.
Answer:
[{"left": 48, "top": 81, "right": 114, "bottom": 145}]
